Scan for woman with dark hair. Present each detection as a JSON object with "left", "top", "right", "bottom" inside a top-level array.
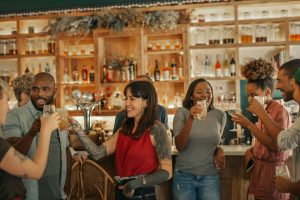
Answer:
[
  {"left": 232, "top": 58, "right": 291, "bottom": 199},
  {"left": 172, "top": 78, "right": 226, "bottom": 200},
  {"left": 69, "top": 80, "right": 172, "bottom": 200}
]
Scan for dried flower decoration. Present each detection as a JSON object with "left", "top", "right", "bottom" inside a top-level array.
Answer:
[
  {"left": 241, "top": 58, "right": 275, "bottom": 80},
  {"left": 48, "top": 8, "right": 186, "bottom": 37}
]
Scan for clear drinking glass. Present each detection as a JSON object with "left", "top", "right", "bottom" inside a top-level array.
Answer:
[
  {"left": 228, "top": 109, "right": 242, "bottom": 131},
  {"left": 196, "top": 100, "right": 207, "bottom": 120},
  {"left": 56, "top": 108, "right": 69, "bottom": 130},
  {"left": 43, "top": 104, "right": 55, "bottom": 117},
  {"left": 275, "top": 164, "right": 290, "bottom": 178}
]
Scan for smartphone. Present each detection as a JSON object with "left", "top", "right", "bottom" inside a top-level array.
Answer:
[{"left": 246, "top": 159, "right": 254, "bottom": 172}]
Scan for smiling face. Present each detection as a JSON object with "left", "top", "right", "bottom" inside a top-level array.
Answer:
[
  {"left": 0, "top": 92, "right": 9, "bottom": 125},
  {"left": 30, "top": 75, "right": 56, "bottom": 111},
  {"left": 125, "top": 88, "right": 147, "bottom": 122},
  {"left": 191, "top": 81, "right": 212, "bottom": 107},
  {"left": 246, "top": 82, "right": 267, "bottom": 97},
  {"left": 276, "top": 69, "right": 294, "bottom": 102}
]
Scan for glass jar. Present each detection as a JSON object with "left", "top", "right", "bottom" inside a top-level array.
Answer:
[
  {"left": 223, "top": 12, "right": 231, "bottom": 21},
  {"left": 240, "top": 26, "right": 253, "bottom": 43},
  {"left": 243, "top": 11, "right": 251, "bottom": 19},
  {"left": 195, "top": 29, "right": 207, "bottom": 45},
  {"left": 210, "top": 13, "right": 218, "bottom": 22},
  {"left": 255, "top": 25, "right": 267, "bottom": 42},
  {"left": 261, "top": 10, "right": 269, "bottom": 18},
  {"left": 8, "top": 40, "right": 17, "bottom": 55},
  {"left": 198, "top": 14, "right": 205, "bottom": 23},
  {"left": 28, "top": 26, "right": 35, "bottom": 34},
  {"left": 209, "top": 28, "right": 220, "bottom": 45},
  {"left": 223, "top": 27, "right": 234, "bottom": 44},
  {"left": 280, "top": 9, "right": 288, "bottom": 17},
  {"left": 271, "top": 24, "right": 281, "bottom": 42}
]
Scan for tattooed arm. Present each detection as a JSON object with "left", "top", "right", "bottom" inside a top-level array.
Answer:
[
  {"left": 69, "top": 117, "right": 118, "bottom": 160},
  {"left": 0, "top": 113, "right": 59, "bottom": 179},
  {"left": 123, "top": 121, "right": 172, "bottom": 198}
]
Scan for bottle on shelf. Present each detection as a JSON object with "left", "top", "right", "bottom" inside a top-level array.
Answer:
[
  {"left": 215, "top": 55, "right": 222, "bottom": 77},
  {"left": 102, "top": 59, "right": 107, "bottom": 83},
  {"left": 63, "top": 68, "right": 70, "bottom": 84},
  {"left": 25, "top": 64, "right": 30, "bottom": 74},
  {"left": 89, "top": 65, "right": 95, "bottom": 83},
  {"left": 38, "top": 63, "right": 42, "bottom": 73},
  {"left": 223, "top": 54, "right": 229, "bottom": 77},
  {"left": 129, "top": 59, "right": 135, "bottom": 81},
  {"left": 154, "top": 60, "right": 160, "bottom": 81},
  {"left": 174, "top": 92, "right": 182, "bottom": 108},
  {"left": 82, "top": 65, "right": 88, "bottom": 82},
  {"left": 170, "top": 58, "right": 178, "bottom": 80},
  {"left": 203, "top": 55, "right": 211, "bottom": 77},
  {"left": 72, "top": 65, "right": 79, "bottom": 82},
  {"left": 178, "top": 56, "right": 184, "bottom": 80},
  {"left": 163, "top": 62, "right": 170, "bottom": 81},
  {"left": 161, "top": 93, "right": 169, "bottom": 108},
  {"left": 230, "top": 56, "right": 236, "bottom": 76},
  {"left": 106, "top": 65, "right": 113, "bottom": 83},
  {"left": 45, "top": 62, "right": 50, "bottom": 73}
]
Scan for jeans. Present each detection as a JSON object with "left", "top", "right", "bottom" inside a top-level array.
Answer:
[{"left": 173, "top": 170, "right": 220, "bottom": 200}]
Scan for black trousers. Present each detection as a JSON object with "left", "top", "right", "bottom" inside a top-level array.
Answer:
[{"left": 115, "top": 186, "right": 156, "bottom": 200}]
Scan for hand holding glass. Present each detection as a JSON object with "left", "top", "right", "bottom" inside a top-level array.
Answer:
[
  {"left": 56, "top": 108, "right": 69, "bottom": 130},
  {"left": 196, "top": 100, "right": 207, "bottom": 120},
  {"left": 228, "top": 109, "right": 242, "bottom": 132},
  {"left": 276, "top": 165, "right": 290, "bottom": 179},
  {"left": 43, "top": 105, "right": 55, "bottom": 117}
]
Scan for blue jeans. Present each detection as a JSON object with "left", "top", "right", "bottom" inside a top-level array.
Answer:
[{"left": 173, "top": 170, "right": 220, "bottom": 200}]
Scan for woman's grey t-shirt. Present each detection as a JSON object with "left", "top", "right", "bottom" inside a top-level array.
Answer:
[{"left": 173, "top": 107, "right": 226, "bottom": 176}]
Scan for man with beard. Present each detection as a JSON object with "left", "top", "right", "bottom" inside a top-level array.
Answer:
[
  {"left": 240, "top": 59, "right": 300, "bottom": 198},
  {"left": 3, "top": 72, "right": 73, "bottom": 200}
]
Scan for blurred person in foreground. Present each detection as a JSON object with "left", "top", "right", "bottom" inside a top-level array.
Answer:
[
  {"left": 3, "top": 72, "right": 81, "bottom": 200},
  {"left": 0, "top": 78, "right": 59, "bottom": 199}
]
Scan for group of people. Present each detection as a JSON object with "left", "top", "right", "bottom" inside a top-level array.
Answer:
[{"left": 0, "top": 58, "right": 300, "bottom": 200}]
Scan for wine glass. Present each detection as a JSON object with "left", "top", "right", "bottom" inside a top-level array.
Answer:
[
  {"left": 276, "top": 164, "right": 290, "bottom": 178},
  {"left": 43, "top": 104, "right": 55, "bottom": 117},
  {"left": 227, "top": 109, "right": 242, "bottom": 132}
]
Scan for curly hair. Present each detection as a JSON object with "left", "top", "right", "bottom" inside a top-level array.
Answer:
[
  {"left": 241, "top": 58, "right": 275, "bottom": 92},
  {"left": 12, "top": 73, "right": 34, "bottom": 102}
]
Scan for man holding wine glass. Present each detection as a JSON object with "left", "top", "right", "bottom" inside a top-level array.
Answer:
[{"left": 2, "top": 72, "right": 79, "bottom": 200}]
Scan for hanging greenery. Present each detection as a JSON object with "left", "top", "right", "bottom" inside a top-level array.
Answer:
[{"left": 48, "top": 8, "right": 186, "bottom": 37}]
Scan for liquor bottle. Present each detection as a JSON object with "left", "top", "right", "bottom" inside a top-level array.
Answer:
[
  {"left": 215, "top": 55, "right": 222, "bottom": 77},
  {"left": 163, "top": 62, "right": 170, "bottom": 81},
  {"left": 72, "top": 65, "right": 79, "bottom": 82},
  {"left": 63, "top": 68, "right": 70, "bottom": 84},
  {"left": 82, "top": 65, "right": 88, "bottom": 82},
  {"left": 230, "top": 56, "right": 236, "bottom": 76},
  {"left": 154, "top": 60, "right": 160, "bottom": 81},
  {"left": 203, "top": 55, "right": 211, "bottom": 77},
  {"left": 45, "top": 62, "right": 50, "bottom": 73},
  {"left": 89, "top": 65, "right": 95, "bottom": 83},
  {"left": 25, "top": 64, "right": 30, "bottom": 73},
  {"left": 223, "top": 54, "right": 229, "bottom": 77},
  {"left": 102, "top": 59, "right": 107, "bottom": 83},
  {"left": 106, "top": 65, "right": 113, "bottom": 83},
  {"left": 170, "top": 58, "right": 178, "bottom": 80},
  {"left": 129, "top": 60, "right": 135, "bottom": 81},
  {"left": 178, "top": 56, "right": 184, "bottom": 80}
]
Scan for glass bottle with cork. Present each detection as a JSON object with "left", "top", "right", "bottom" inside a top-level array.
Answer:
[
  {"left": 215, "top": 55, "right": 222, "bottom": 77},
  {"left": 230, "top": 55, "right": 236, "bottom": 76},
  {"left": 154, "top": 60, "right": 160, "bottom": 81},
  {"left": 171, "top": 58, "right": 178, "bottom": 80},
  {"left": 81, "top": 65, "right": 88, "bottom": 82},
  {"left": 163, "top": 62, "right": 170, "bottom": 81},
  {"left": 89, "top": 65, "right": 95, "bottom": 83}
]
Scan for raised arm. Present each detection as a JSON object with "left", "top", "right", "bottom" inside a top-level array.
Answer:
[
  {"left": 247, "top": 98, "right": 283, "bottom": 142},
  {"left": 0, "top": 113, "right": 59, "bottom": 179},
  {"left": 173, "top": 107, "right": 196, "bottom": 151},
  {"left": 69, "top": 117, "right": 117, "bottom": 160}
]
